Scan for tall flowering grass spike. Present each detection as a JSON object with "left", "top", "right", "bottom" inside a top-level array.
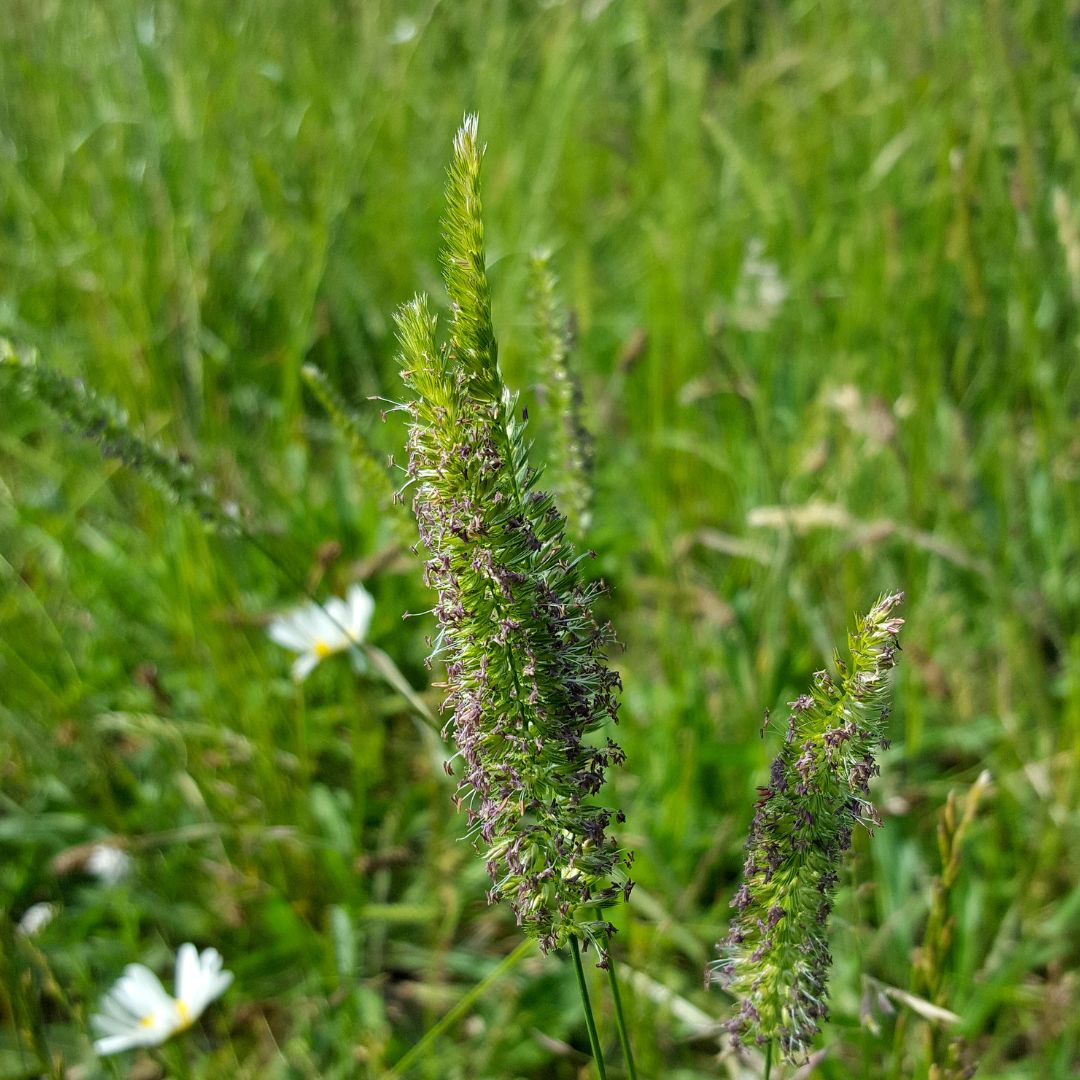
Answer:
[
  {"left": 710, "top": 592, "right": 904, "bottom": 1060},
  {"left": 0, "top": 340, "right": 240, "bottom": 533},
  {"left": 300, "top": 363, "right": 414, "bottom": 542},
  {"left": 396, "top": 116, "right": 632, "bottom": 958},
  {"left": 529, "top": 252, "right": 593, "bottom": 538},
  {"left": 92, "top": 944, "right": 232, "bottom": 1056}
]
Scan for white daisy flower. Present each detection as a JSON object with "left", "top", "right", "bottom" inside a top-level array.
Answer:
[
  {"left": 17, "top": 901, "right": 57, "bottom": 937},
  {"left": 91, "top": 943, "right": 233, "bottom": 1056},
  {"left": 266, "top": 583, "right": 375, "bottom": 682},
  {"left": 86, "top": 844, "right": 133, "bottom": 885}
]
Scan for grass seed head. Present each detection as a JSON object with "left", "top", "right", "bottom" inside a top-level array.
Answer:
[
  {"left": 396, "top": 118, "right": 632, "bottom": 958},
  {"left": 711, "top": 591, "right": 904, "bottom": 1060}
]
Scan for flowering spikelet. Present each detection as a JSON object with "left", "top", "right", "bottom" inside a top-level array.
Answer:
[
  {"left": 710, "top": 592, "right": 904, "bottom": 1060},
  {"left": 396, "top": 116, "right": 632, "bottom": 958},
  {"left": 300, "top": 362, "right": 413, "bottom": 541},
  {"left": 528, "top": 252, "right": 593, "bottom": 539},
  {"left": 0, "top": 340, "right": 239, "bottom": 533}
]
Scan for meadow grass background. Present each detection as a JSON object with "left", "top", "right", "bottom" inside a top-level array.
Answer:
[{"left": 2, "top": 1, "right": 1079, "bottom": 1077}]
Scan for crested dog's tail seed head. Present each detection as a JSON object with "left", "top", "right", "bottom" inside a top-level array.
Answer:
[
  {"left": 396, "top": 118, "right": 632, "bottom": 960},
  {"left": 710, "top": 592, "right": 904, "bottom": 1060}
]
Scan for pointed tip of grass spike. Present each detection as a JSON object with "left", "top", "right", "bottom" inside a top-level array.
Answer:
[
  {"left": 451, "top": 114, "right": 484, "bottom": 193},
  {"left": 441, "top": 115, "right": 498, "bottom": 391},
  {"left": 456, "top": 112, "right": 481, "bottom": 152}
]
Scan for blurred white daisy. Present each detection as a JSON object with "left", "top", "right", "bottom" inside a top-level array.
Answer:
[
  {"left": 267, "top": 583, "right": 375, "bottom": 681},
  {"left": 733, "top": 238, "right": 788, "bottom": 330},
  {"left": 388, "top": 15, "right": 417, "bottom": 43},
  {"left": 92, "top": 943, "right": 233, "bottom": 1056},
  {"left": 17, "top": 901, "right": 57, "bottom": 937},
  {"left": 86, "top": 843, "right": 132, "bottom": 885}
]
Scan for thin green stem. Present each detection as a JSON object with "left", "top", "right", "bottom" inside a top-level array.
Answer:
[
  {"left": 764, "top": 1039, "right": 774, "bottom": 1080},
  {"left": 245, "top": 532, "right": 442, "bottom": 739},
  {"left": 156, "top": 1043, "right": 193, "bottom": 1080},
  {"left": 570, "top": 936, "right": 607, "bottom": 1080},
  {"left": 605, "top": 948, "right": 638, "bottom": 1080},
  {"left": 388, "top": 938, "right": 532, "bottom": 1077},
  {"left": 360, "top": 643, "right": 441, "bottom": 733}
]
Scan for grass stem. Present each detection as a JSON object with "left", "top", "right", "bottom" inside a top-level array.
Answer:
[
  {"left": 571, "top": 936, "right": 608, "bottom": 1080},
  {"left": 388, "top": 938, "right": 532, "bottom": 1077},
  {"left": 605, "top": 947, "right": 638, "bottom": 1080}
]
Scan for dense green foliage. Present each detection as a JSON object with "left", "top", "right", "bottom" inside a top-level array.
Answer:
[{"left": 1, "top": 2, "right": 1077, "bottom": 1078}]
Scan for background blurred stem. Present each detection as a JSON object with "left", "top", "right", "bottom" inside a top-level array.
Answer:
[{"left": 387, "top": 938, "right": 532, "bottom": 1077}]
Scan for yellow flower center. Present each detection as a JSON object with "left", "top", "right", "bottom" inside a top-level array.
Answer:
[
  {"left": 175, "top": 998, "right": 192, "bottom": 1029},
  {"left": 314, "top": 639, "right": 334, "bottom": 658}
]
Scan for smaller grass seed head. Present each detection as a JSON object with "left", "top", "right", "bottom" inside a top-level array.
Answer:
[{"left": 710, "top": 592, "right": 904, "bottom": 1060}]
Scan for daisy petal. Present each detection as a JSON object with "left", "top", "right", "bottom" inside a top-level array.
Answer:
[
  {"left": 94, "top": 1032, "right": 151, "bottom": 1056},
  {"left": 91, "top": 1012, "right": 133, "bottom": 1037},
  {"left": 206, "top": 968, "right": 234, "bottom": 1002},
  {"left": 111, "top": 965, "right": 170, "bottom": 1017},
  {"left": 346, "top": 584, "right": 375, "bottom": 637},
  {"left": 321, "top": 595, "right": 346, "bottom": 621},
  {"left": 188, "top": 966, "right": 233, "bottom": 1017},
  {"left": 291, "top": 652, "right": 320, "bottom": 682},
  {"left": 267, "top": 619, "right": 310, "bottom": 651},
  {"left": 174, "top": 943, "right": 200, "bottom": 1008}
]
